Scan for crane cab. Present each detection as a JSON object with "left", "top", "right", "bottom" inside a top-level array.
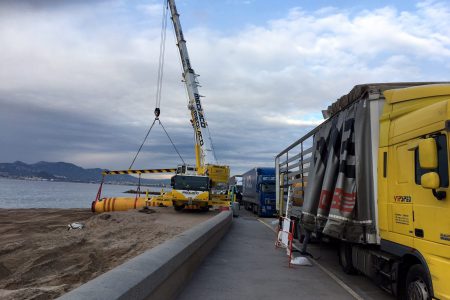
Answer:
[
  {"left": 170, "top": 174, "right": 210, "bottom": 191},
  {"left": 176, "top": 164, "right": 197, "bottom": 175}
]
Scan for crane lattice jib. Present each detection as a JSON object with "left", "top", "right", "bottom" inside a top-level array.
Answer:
[{"left": 167, "top": 0, "right": 215, "bottom": 168}]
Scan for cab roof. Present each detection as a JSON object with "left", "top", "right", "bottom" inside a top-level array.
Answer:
[
  {"left": 325, "top": 82, "right": 449, "bottom": 117},
  {"left": 384, "top": 84, "right": 450, "bottom": 104}
]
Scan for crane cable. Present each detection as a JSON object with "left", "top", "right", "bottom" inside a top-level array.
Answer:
[
  {"left": 128, "top": 0, "right": 185, "bottom": 170},
  {"left": 154, "top": 0, "right": 169, "bottom": 117},
  {"left": 128, "top": 118, "right": 157, "bottom": 170}
]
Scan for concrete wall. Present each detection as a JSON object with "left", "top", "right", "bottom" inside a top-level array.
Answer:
[{"left": 59, "top": 211, "right": 232, "bottom": 300}]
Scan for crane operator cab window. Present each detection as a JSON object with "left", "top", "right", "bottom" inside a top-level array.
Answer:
[
  {"left": 171, "top": 175, "right": 209, "bottom": 191},
  {"left": 176, "top": 165, "right": 197, "bottom": 175}
]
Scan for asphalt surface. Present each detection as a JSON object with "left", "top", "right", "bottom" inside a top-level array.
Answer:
[{"left": 178, "top": 209, "right": 395, "bottom": 300}]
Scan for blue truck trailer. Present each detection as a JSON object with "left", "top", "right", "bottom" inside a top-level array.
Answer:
[{"left": 242, "top": 167, "right": 276, "bottom": 217}]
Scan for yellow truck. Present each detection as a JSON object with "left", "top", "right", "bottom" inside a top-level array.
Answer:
[{"left": 275, "top": 83, "right": 450, "bottom": 299}]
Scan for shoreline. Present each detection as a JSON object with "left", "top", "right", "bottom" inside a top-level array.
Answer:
[{"left": 0, "top": 176, "right": 168, "bottom": 188}]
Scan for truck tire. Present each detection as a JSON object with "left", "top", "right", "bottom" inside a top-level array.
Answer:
[
  {"left": 405, "top": 264, "right": 431, "bottom": 300},
  {"left": 174, "top": 205, "right": 184, "bottom": 211},
  {"left": 257, "top": 207, "right": 263, "bottom": 217},
  {"left": 338, "top": 242, "right": 357, "bottom": 275}
]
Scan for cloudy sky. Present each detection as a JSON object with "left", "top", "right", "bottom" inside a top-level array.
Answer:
[{"left": 1, "top": 0, "right": 450, "bottom": 176}]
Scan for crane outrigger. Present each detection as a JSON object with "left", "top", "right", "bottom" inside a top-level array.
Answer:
[{"left": 92, "top": 0, "right": 230, "bottom": 213}]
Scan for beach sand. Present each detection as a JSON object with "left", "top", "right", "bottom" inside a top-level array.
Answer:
[{"left": 0, "top": 207, "right": 215, "bottom": 300}]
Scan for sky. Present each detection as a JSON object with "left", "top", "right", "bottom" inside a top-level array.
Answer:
[{"left": 1, "top": 0, "right": 450, "bottom": 176}]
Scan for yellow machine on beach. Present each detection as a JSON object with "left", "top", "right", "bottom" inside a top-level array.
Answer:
[
  {"left": 91, "top": 0, "right": 230, "bottom": 213},
  {"left": 91, "top": 165, "right": 230, "bottom": 213},
  {"left": 91, "top": 168, "right": 175, "bottom": 213}
]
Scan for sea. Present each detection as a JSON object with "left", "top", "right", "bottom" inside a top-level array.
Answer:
[{"left": 0, "top": 177, "right": 165, "bottom": 209}]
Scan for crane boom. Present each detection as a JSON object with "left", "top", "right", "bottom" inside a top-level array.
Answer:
[{"left": 167, "top": 0, "right": 216, "bottom": 170}]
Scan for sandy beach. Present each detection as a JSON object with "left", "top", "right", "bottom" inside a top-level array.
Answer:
[{"left": 0, "top": 207, "right": 215, "bottom": 300}]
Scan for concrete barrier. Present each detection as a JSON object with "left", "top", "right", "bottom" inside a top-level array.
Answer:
[{"left": 59, "top": 210, "right": 232, "bottom": 300}]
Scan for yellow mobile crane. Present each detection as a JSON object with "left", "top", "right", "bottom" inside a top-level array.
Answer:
[
  {"left": 167, "top": 0, "right": 230, "bottom": 211},
  {"left": 92, "top": 0, "right": 230, "bottom": 213}
]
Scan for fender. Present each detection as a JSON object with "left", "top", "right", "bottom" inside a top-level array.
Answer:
[{"left": 380, "top": 239, "right": 434, "bottom": 298}]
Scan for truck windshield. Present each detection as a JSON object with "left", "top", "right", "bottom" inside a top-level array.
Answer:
[
  {"left": 261, "top": 183, "right": 275, "bottom": 193},
  {"left": 172, "top": 175, "right": 209, "bottom": 191}
]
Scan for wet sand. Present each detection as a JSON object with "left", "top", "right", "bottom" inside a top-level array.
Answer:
[{"left": 0, "top": 207, "right": 215, "bottom": 300}]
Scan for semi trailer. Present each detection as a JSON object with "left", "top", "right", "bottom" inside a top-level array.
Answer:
[
  {"left": 275, "top": 83, "right": 450, "bottom": 299},
  {"left": 242, "top": 167, "right": 276, "bottom": 217}
]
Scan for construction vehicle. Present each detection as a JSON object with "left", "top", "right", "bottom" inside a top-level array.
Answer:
[
  {"left": 275, "top": 83, "right": 450, "bottom": 299},
  {"left": 91, "top": 0, "right": 230, "bottom": 213},
  {"left": 167, "top": 0, "right": 230, "bottom": 211}
]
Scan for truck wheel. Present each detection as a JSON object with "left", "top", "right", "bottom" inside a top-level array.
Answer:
[
  {"left": 257, "top": 207, "right": 263, "bottom": 217},
  {"left": 338, "top": 242, "right": 357, "bottom": 274},
  {"left": 174, "top": 205, "right": 184, "bottom": 211},
  {"left": 405, "top": 264, "right": 431, "bottom": 300}
]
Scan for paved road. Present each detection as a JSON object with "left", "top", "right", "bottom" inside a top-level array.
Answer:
[{"left": 178, "top": 209, "right": 394, "bottom": 300}]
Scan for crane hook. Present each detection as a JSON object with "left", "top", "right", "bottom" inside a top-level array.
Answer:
[{"left": 154, "top": 108, "right": 160, "bottom": 119}]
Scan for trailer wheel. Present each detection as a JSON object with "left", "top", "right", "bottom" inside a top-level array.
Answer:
[
  {"left": 405, "top": 264, "right": 431, "bottom": 300},
  {"left": 338, "top": 242, "right": 357, "bottom": 274}
]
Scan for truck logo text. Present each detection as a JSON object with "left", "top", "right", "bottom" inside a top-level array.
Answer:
[{"left": 394, "top": 196, "right": 411, "bottom": 203}]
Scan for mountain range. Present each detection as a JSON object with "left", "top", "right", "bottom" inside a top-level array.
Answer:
[{"left": 0, "top": 161, "right": 170, "bottom": 186}]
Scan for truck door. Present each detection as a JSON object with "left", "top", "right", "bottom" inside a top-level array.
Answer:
[
  {"left": 388, "top": 142, "right": 415, "bottom": 241},
  {"left": 412, "top": 133, "right": 450, "bottom": 246},
  {"left": 410, "top": 133, "right": 450, "bottom": 299}
]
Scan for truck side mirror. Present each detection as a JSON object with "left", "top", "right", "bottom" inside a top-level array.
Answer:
[
  {"left": 421, "top": 172, "right": 440, "bottom": 189},
  {"left": 419, "top": 138, "right": 438, "bottom": 169},
  {"left": 422, "top": 172, "right": 446, "bottom": 200},
  {"left": 418, "top": 138, "right": 446, "bottom": 200}
]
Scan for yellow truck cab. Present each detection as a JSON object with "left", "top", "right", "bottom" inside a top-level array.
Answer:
[
  {"left": 379, "top": 84, "right": 450, "bottom": 300},
  {"left": 276, "top": 83, "right": 450, "bottom": 299}
]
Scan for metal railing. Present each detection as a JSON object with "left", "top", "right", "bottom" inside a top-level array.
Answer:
[{"left": 275, "top": 124, "right": 324, "bottom": 217}]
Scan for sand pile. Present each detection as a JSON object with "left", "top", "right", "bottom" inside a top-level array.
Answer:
[{"left": 0, "top": 208, "right": 214, "bottom": 300}]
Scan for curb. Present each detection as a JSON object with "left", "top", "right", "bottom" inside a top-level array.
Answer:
[{"left": 58, "top": 210, "right": 232, "bottom": 300}]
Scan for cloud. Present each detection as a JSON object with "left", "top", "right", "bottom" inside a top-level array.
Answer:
[
  {"left": 138, "top": 3, "right": 164, "bottom": 17},
  {"left": 1, "top": 1, "right": 450, "bottom": 175}
]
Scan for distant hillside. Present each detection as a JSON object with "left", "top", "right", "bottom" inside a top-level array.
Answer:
[{"left": 0, "top": 161, "right": 170, "bottom": 186}]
